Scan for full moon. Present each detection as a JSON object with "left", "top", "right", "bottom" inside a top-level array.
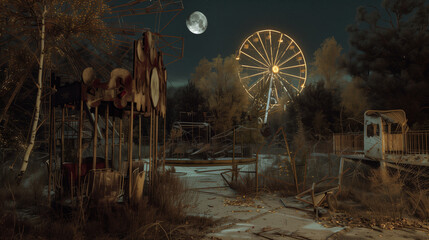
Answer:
[{"left": 186, "top": 11, "right": 208, "bottom": 34}]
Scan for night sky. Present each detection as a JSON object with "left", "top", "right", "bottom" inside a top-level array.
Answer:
[{"left": 161, "top": 0, "right": 375, "bottom": 87}]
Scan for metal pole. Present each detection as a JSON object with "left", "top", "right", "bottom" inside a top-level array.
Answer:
[
  {"left": 105, "top": 104, "right": 109, "bottom": 168},
  {"left": 93, "top": 106, "right": 98, "bottom": 170},
  {"left": 263, "top": 74, "right": 274, "bottom": 124},
  {"left": 78, "top": 100, "right": 83, "bottom": 186},
  {"left": 119, "top": 118, "right": 123, "bottom": 173},
  {"left": 129, "top": 104, "right": 134, "bottom": 199},
  {"left": 112, "top": 117, "right": 115, "bottom": 170}
]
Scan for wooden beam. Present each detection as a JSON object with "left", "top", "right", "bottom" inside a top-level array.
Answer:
[
  {"left": 105, "top": 105, "right": 109, "bottom": 168},
  {"left": 93, "top": 106, "right": 98, "bottom": 170}
]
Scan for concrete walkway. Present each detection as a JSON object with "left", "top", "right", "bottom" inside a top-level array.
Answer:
[{"left": 172, "top": 165, "right": 429, "bottom": 240}]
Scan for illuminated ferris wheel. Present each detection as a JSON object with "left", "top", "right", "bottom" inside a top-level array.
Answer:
[{"left": 236, "top": 29, "right": 307, "bottom": 123}]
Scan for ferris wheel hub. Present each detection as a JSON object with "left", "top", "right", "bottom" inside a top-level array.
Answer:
[{"left": 272, "top": 65, "right": 279, "bottom": 73}]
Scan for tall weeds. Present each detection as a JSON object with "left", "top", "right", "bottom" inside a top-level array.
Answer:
[
  {"left": 0, "top": 165, "right": 215, "bottom": 239},
  {"left": 338, "top": 165, "right": 429, "bottom": 223}
]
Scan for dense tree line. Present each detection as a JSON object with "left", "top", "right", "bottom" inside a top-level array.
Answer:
[
  {"left": 345, "top": 0, "right": 429, "bottom": 127},
  {"left": 282, "top": 0, "right": 429, "bottom": 142}
]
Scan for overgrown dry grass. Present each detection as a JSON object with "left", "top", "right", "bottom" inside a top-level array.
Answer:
[
  {"left": 334, "top": 165, "right": 429, "bottom": 228},
  {"left": 227, "top": 165, "right": 298, "bottom": 197},
  {"left": 0, "top": 165, "right": 217, "bottom": 239},
  {"left": 227, "top": 151, "right": 429, "bottom": 230}
]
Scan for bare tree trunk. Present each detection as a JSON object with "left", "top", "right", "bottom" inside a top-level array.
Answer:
[
  {"left": 0, "top": 74, "right": 27, "bottom": 125},
  {"left": 18, "top": 6, "right": 47, "bottom": 182}
]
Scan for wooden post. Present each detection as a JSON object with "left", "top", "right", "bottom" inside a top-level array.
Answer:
[
  {"left": 78, "top": 100, "right": 83, "bottom": 186},
  {"left": 60, "top": 106, "right": 65, "bottom": 199},
  {"left": 241, "top": 130, "right": 243, "bottom": 157},
  {"left": 112, "top": 117, "right": 115, "bottom": 169},
  {"left": 232, "top": 128, "right": 236, "bottom": 182},
  {"left": 281, "top": 128, "right": 299, "bottom": 193},
  {"left": 105, "top": 104, "right": 109, "bottom": 168},
  {"left": 93, "top": 106, "right": 98, "bottom": 170},
  {"left": 139, "top": 114, "right": 141, "bottom": 162},
  {"left": 61, "top": 107, "right": 65, "bottom": 167},
  {"left": 53, "top": 106, "right": 56, "bottom": 167},
  {"left": 128, "top": 103, "right": 134, "bottom": 199},
  {"left": 48, "top": 103, "right": 53, "bottom": 204},
  {"left": 155, "top": 114, "right": 159, "bottom": 171},
  {"left": 338, "top": 157, "right": 344, "bottom": 191},
  {"left": 255, "top": 152, "right": 259, "bottom": 195},
  {"left": 163, "top": 115, "right": 166, "bottom": 172},
  {"left": 51, "top": 103, "right": 56, "bottom": 199},
  {"left": 149, "top": 112, "right": 153, "bottom": 183},
  {"left": 119, "top": 118, "right": 122, "bottom": 173},
  {"left": 70, "top": 175, "right": 73, "bottom": 203}
]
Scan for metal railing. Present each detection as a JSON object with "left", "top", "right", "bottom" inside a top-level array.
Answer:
[
  {"left": 333, "top": 133, "right": 364, "bottom": 155},
  {"left": 405, "top": 131, "right": 429, "bottom": 154},
  {"left": 333, "top": 131, "right": 429, "bottom": 156}
]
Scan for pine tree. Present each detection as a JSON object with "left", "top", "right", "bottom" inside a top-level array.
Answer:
[{"left": 344, "top": 0, "right": 429, "bottom": 126}]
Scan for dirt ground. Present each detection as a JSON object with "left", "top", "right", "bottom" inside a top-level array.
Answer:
[{"left": 173, "top": 164, "right": 429, "bottom": 240}]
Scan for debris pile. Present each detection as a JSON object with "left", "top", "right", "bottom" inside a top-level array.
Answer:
[{"left": 321, "top": 213, "right": 429, "bottom": 232}]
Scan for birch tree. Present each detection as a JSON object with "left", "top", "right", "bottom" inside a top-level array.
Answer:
[{"left": 0, "top": 0, "right": 112, "bottom": 181}]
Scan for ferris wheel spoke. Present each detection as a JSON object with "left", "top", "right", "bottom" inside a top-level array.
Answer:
[
  {"left": 272, "top": 79, "right": 280, "bottom": 101},
  {"left": 279, "top": 64, "right": 305, "bottom": 70},
  {"left": 257, "top": 32, "right": 272, "bottom": 65},
  {"left": 277, "top": 74, "right": 300, "bottom": 92},
  {"left": 240, "top": 70, "right": 269, "bottom": 80},
  {"left": 278, "top": 77, "right": 294, "bottom": 100},
  {"left": 248, "top": 75, "right": 265, "bottom": 92},
  {"left": 279, "top": 71, "right": 306, "bottom": 80},
  {"left": 269, "top": 31, "right": 274, "bottom": 65},
  {"left": 242, "top": 65, "right": 268, "bottom": 70},
  {"left": 246, "top": 40, "right": 270, "bottom": 67},
  {"left": 240, "top": 51, "right": 268, "bottom": 68},
  {"left": 277, "top": 51, "right": 301, "bottom": 68},
  {"left": 275, "top": 40, "right": 294, "bottom": 66},
  {"left": 274, "top": 34, "right": 283, "bottom": 65}
]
